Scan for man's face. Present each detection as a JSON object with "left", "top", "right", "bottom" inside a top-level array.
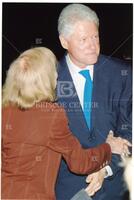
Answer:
[{"left": 60, "top": 21, "right": 100, "bottom": 68}]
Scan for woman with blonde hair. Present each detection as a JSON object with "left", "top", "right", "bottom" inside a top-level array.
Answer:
[{"left": 2, "top": 47, "right": 130, "bottom": 200}]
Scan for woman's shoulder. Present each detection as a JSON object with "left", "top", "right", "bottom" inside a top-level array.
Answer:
[
  {"left": 2, "top": 104, "right": 17, "bottom": 113},
  {"left": 2, "top": 101, "right": 65, "bottom": 114}
]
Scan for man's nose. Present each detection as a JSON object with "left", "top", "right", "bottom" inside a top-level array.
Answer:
[{"left": 87, "top": 39, "right": 96, "bottom": 50}]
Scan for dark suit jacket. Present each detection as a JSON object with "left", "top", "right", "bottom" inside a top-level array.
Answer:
[
  {"left": 56, "top": 54, "right": 132, "bottom": 200},
  {"left": 2, "top": 102, "right": 111, "bottom": 200}
]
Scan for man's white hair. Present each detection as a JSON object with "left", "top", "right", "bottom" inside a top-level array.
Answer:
[{"left": 58, "top": 3, "right": 99, "bottom": 38}]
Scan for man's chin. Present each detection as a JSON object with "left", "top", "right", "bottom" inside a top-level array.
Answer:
[{"left": 87, "top": 55, "right": 99, "bottom": 65}]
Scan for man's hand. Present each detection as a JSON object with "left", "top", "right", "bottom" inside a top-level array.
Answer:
[
  {"left": 106, "top": 130, "right": 132, "bottom": 156},
  {"left": 85, "top": 168, "right": 106, "bottom": 196}
]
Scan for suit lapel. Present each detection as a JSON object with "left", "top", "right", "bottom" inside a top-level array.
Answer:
[
  {"left": 91, "top": 55, "right": 106, "bottom": 126},
  {"left": 58, "top": 56, "right": 90, "bottom": 132}
]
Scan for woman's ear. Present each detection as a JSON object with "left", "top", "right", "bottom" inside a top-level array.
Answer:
[{"left": 59, "top": 35, "right": 68, "bottom": 50}]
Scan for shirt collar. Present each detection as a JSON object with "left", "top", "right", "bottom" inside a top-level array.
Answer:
[{"left": 66, "top": 54, "right": 93, "bottom": 75}]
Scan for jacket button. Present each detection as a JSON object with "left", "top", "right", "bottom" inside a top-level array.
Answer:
[{"left": 88, "top": 136, "right": 92, "bottom": 141}]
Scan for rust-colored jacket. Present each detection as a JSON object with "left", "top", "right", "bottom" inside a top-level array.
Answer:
[{"left": 2, "top": 102, "right": 111, "bottom": 200}]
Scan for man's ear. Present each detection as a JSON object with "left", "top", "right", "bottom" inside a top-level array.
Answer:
[{"left": 59, "top": 35, "right": 68, "bottom": 50}]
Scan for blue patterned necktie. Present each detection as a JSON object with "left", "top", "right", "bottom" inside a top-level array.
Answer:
[{"left": 79, "top": 70, "right": 93, "bottom": 129}]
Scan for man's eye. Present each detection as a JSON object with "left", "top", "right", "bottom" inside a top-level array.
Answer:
[
  {"left": 80, "top": 38, "right": 86, "bottom": 42},
  {"left": 94, "top": 35, "right": 99, "bottom": 39}
]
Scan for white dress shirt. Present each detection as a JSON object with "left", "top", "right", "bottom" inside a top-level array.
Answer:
[
  {"left": 66, "top": 54, "right": 113, "bottom": 178},
  {"left": 66, "top": 54, "right": 94, "bottom": 109}
]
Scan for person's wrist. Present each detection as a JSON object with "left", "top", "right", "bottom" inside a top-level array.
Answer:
[{"left": 101, "top": 168, "right": 108, "bottom": 177}]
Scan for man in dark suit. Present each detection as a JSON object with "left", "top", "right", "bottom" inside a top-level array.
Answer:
[{"left": 56, "top": 3, "right": 132, "bottom": 200}]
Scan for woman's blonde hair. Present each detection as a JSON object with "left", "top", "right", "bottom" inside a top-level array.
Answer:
[{"left": 2, "top": 47, "right": 57, "bottom": 109}]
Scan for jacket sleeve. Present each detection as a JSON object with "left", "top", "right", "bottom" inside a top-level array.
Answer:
[
  {"left": 116, "top": 65, "right": 132, "bottom": 142},
  {"left": 109, "top": 65, "right": 132, "bottom": 176},
  {"left": 47, "top": 106, "right": 111, "bottom": 175}
]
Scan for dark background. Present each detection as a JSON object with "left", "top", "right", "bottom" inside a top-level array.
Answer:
[
  {"left": 2, "top": 3, "right": 133, "bottom": 84},
  {"left": 2, "top": 3, "right": 132, "bottom": 199}
]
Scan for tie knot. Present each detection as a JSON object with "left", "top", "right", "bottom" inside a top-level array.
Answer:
[{"left": 79, "top": 70, "right": 91, "bottom": 81}]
